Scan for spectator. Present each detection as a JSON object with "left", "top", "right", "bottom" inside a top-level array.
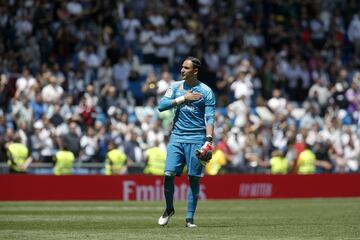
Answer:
[
  {"left": 152, "top": 26, "right": 173, "bottom": 65},
  {"left": 206, "top": 134, "right": 232, "bottom": 175},
  {"left": 77, "top": 96, "right": 96, "bottom": 127},
  {"left": 59, "top": 120, "right": 81, "bottom": 158},
  {"left": 41, "top": 75, "right": 64, "bottom": 104},
  {"left": 296, "top": 143, "right": 316, "bottom": 174},
  {"left": 267, "top": 89, "right": 287, "bottom": 114},
  {"left": 83, "top": 84, "right": 98, "bottom": 108},
  {"left": 49, "top": 103, "right": 64, "bottom": 127},
  {"left": 300, "top": 104, "right": 324, "bottom": 130},
  {"left": 80, "top": 126, "right": 99, "bottom": 162},
  {"left": 243, "top": 133, "right": 265, "bottom": 173},
  {"left": 143, "top": 139, "right": 166, "bottom": 175},
  {"left": 343, "top": 132, "right": 360, "bottom": 172},
  {"left": 96, "top": 58, "right": 113, "bottom": 94},
  {"left": 59, "top": 95, "right": 78, "bottom": 122},
  {"left": 123, "top": 131, "right": 144, "bottom": 173},
  {"left": 6, "top": 134, "right": 33, "bottom": 173},
  {"left": 0, "top": 75, "right": 11, "bottom": 113},
  {"left": 139, "top": 21, "right": 156, "bottom": 64},
  {"left": 105, "top": 141, "right": 127, "bottom": 175},
  {"left": 29, "top": 123, "right": 43, "bottom": 162},
  {"left": 157, "top": 71, "right": 174, "bottom": 97},
  {"left": 113, "top": 56, "right": 131, "bottom": 94},
  {"left": 345, "top": 81, "right": 360, "bottom": 115},
  {"left": 141, "top": 72, "right": 158, "bottom": 99},
  {"left": 122, "top": 11, "right": 141, "bottom": 50},
  {"left": 230, "top": 68, "right": 253, "bottom": 105},
  {"left": 11, "top": 95, "right": 33, "bottom": 128},
  {"left": 260, "top": 149, "right": 289, "bottom": 175},
  {"left": 15, "top": 67, "right": 37, "bottom": 99},
  {"left": 30, "top": 94, "right": 45, "bottom": 121},
  {"left": 313, "top": 140, "right": 333, "bottom": 173},
  {"left": 308, "top": 77, "right": 331, "bottom": 114},
  {"left": 347, "top": 12, "right": 360, "bottom": 55},
  {"left": 53, "top": 145, "right": 75, "bottom": 175}
]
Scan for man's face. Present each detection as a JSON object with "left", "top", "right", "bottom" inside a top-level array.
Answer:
[
  {"left": 181, "top": 60, "right": 197, "bottom": 80},
  {"left": 69, "top": 122, "right": 77, "bottom": 133}
]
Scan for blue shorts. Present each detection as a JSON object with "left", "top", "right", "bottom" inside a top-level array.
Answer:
[{"left": 165, "top": 142, "right": 204, "bottom": 177}]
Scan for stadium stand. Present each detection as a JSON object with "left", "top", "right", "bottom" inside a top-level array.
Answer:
[{"left": 0, "top": 0, "right": 359, "bottom": 174}]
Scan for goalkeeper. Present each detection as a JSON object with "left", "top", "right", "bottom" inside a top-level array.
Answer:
[{"left": 157, "top": 56, "right": 215, "bottom": 228}]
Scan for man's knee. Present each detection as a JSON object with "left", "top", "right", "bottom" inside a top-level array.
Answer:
[
  {"left": 164, "top": 171, "right": 176, "bottom": 177},
  {"left": 188, "top": 175, "right": 200, "bottom": 183}
]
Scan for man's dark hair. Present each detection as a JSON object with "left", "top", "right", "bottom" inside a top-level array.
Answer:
[{"left": 186, "top": 56, "right": 201, "bottom": 70}]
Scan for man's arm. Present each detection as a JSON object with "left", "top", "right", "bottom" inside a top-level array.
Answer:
[
  {"left": 196, "top": 122, "right": 214, "bottom": 165},
  {"left": 158, "top": 89, "right": 202, "bottom": 112},
  {"left": 204, "top": 89, "right": 216, "bottom": 138},
  {"left": 195, "top": 91, "right": 216, "bottom": 165},
  {"left": 6, "top": 146, "right": 16, "bottom": 166},
  {"left": 205, "top": 124, "right": 214, "bottom": 139},
  {"left": 20, "top": 156, "right": 33, "bottom": 171},
  {"left": 204, "top": 104, "right": 215, "bottom": 145}
]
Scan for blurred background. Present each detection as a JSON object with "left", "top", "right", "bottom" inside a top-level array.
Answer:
[{"left": 1, "top": 0, "right": 360, "bottom": 176}]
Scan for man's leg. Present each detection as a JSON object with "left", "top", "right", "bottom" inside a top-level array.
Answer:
[
  {"left": 159, "top": 142, "right": 185, "bottom": 226},
  {"left": 184, "top": 143, "right": 204, "bottom": 227},
  {"left": 187, "top": 175, "right": 200, "bottom": 219},
  {"left": 164, "top": 172, "right": 175, "bottom": 210},
  {"left": 158, "top": 171, "right": 176, "bottom": 226},
  {"left": 186, "top": 175, "right": 200, "bottom": 227}
]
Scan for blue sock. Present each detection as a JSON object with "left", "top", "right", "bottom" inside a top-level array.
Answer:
[
  {"left": 164, "top": 175, "right": 175, "bottom": 210},
  {"left": 187, "top": 176, "right": 200, "bottom": 220}
]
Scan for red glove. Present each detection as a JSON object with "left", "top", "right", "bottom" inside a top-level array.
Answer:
[{"left": 195, "top": 141, "right": 214, "bottom": 166}]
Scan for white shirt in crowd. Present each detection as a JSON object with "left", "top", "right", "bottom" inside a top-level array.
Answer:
[
  {"left": 122, "top": 17, "right": 141, "bottom": 42},
  {"left": 139, "top": 28, "right": 155, "bottom": 54},
  {"left": 16, "top": 75, "right": 37, "bottom": 94},
  {"left": 153, "top": 30, "right": 173, "bottom": 58},
  {"left": 348, "top": 14, "right": 360, "bottom": 42},
  {"left": 41, "top": 84, "right": 64, "bottom": 103}
]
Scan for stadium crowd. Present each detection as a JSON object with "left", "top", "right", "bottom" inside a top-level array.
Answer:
[{"left": 1, "top": 0, "right": 360, "bottom": 175}]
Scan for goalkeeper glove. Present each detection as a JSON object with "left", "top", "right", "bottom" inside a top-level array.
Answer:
[{"left": 195, "top": 136, "right": 214, "bottom": 166}]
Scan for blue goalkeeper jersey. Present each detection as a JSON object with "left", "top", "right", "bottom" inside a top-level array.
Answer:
[{"left": 158, "top": 80, "right": 215, "bottom": 144}]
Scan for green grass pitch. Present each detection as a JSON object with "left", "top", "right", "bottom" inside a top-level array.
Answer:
[{"left": 1, "top": 198, "right": 359, "bottom": 240}]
